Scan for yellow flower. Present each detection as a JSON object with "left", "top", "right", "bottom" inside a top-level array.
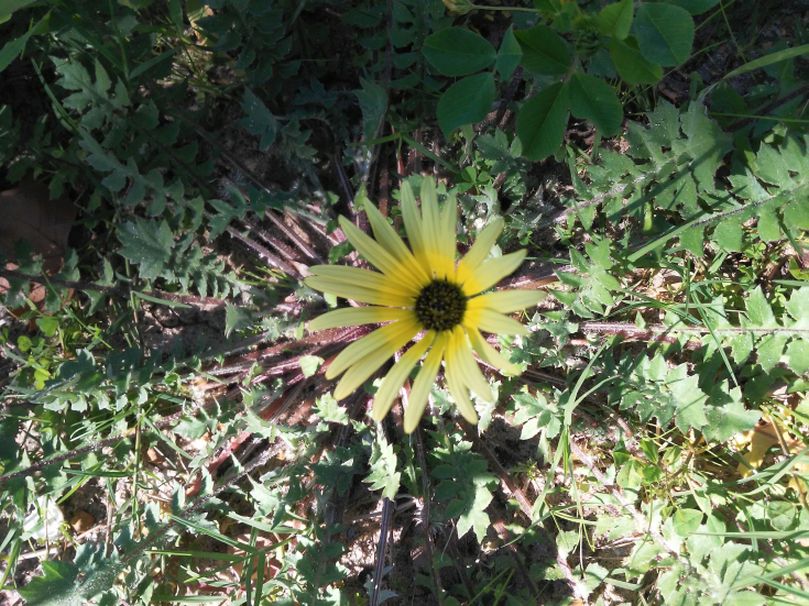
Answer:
[{"left": 305, "top": 178, "right": 542, "bottom": 433}]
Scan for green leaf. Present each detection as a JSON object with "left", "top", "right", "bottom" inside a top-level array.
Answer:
[
  {"left": 516, "top": 82, "right": 569, "bottom": 161},
  {"left": 299, "top": 354, "right": 324, "bottom": 378},
  {"left": 786, "top": 287, "right": 809, "bottom": 326},
  {"left": 596, "top": 0, "right": 634, "bottom": 39},
  {"left": 422, "top": 27, "right": 497, "bottom": 76},
  {"left": 679, "top": 225, "right": 704, "bottom": 256},
  {"left": 681, "top": 102, "right": 732, "bottom": 190},
  {"left": 713, "top": 218, "right": 744, "bottom": 252},
  {"left": 314, "top": 393, "right": 349, "bottom": 425},
  {"left": 672, "top": 508, "right": 703, "bottom": 537},
  {"left": 432, "top": 444, "right": 497, "bottom": 543},
  {"left": 757, "top": 206, "right": 781, "bottom": 242},
  {"left": 785, "top": 340, "right": 809, "bottom": 375},
  {"left": 224, "top": 304, "right": 252, "bottom": 338},
  {"left": 669, "top": 0, "right": 720, "bottom": 14},
  {"left": 454, "top": 483, "right": 493, "bottom": 543},
  {"left": 609, "top": 37, "right": 663, "bottom": 84},
  {"left": 785, "top": 199, "right": 809, "bottom": 230},
  {"left": 745, "top": 287, "right": 776, "bottom": 327},
  {"left": 117, "top": 219, "right": 174, "bottom": 280},
  {"left": 757, "top": 335, "right": 788, "bottom": 372},
  {"left": 703, "top": 388, "right": 760, "bottom": 442},
  {"left": 36, "top": 316, "right": 59, "bottom": 337},
  {"left": 634, "top": 2, "right": 695, "bottom": 67},
  {"left": 670, "top": 372, "right": 708, "bottom": 431},
  {"left": 355, "top": 78, "right": 387, "bottom": 140},
  {"left": 18, "top": 560, "right": 79, "bottom": 605},
  {"left": 0, "top": 0, "right": 35, "bottom": 25},
  {"left": 437, "top": 73, "right": 496, "bottom": 136},
  {"left": 495, "top": 26, "right": 522, "bottom": 79},
  {"left": 512, "top": 392, "right": 562, "bottom": 440},
  {"left": 364, "top": 432, "right": 401, "bottom": 500},
  {"left": 515, "top": 24, "right": 573, "bottom": 75},
  {"left": 239, "top": 88, "right": 277, "bottom": 151},
  {"left": 568, "top": 73, "right": 623, "bottom": 136},
  {"left": 0, "top": 32, "right": 29, "bottom": 74},
  {"left": 720, "top": 43, "right": 809, "bottom": 82}
]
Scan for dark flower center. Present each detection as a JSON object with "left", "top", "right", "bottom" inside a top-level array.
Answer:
[{"left": 415, "top": 279, "right": 467, "bottom": 332}]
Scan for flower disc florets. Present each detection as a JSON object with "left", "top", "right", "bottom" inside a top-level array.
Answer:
[{"left": 415, "top": 279, "right": 467, "bottom": 332}]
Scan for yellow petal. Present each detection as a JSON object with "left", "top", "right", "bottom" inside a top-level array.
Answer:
[
  {"left": 370, "top": 332, "right": 435, "bottom": 421},
  {"left": 460, "top": 250, "right": 527, "bottom": 296},
  {"left": 468, "top": 328, "right": 520, "bottom": 375},
  {"left": 309, "top": 306, "right": 411, "bottom": 331},
  {"left": 339, "top": 216, "right": 422, "bottom": 283},
  {"left": 466, "top": 308, "right": 529, "bottom": 336},
  {"left": 333, "top": 323, "right": 420, "bottom": 400},
  {"left": 468, "top": 289, "right": 545, "bottom": 313},
  {"left": 440, "top": 193, "right": 458, "bottom": 260},
  {"left": 458, "top": 217, "right": 504, "bottom": 272},
  {"left": 403, "top": 332, "right": 448, "bottom": 433},
  {"left": 420, "top": 177, "right": 442, "bottom": 248},
  {"left": 326, "top": 316, "right": 419, "bottom": 379},
  {"left": 445, "top": 336, "right": 479, "bottom": 425},
  {"left": 360, "top": 194, "right": 430, "bottom": 284},
  {"left": 452, "top": 327, "right": 493, "bottom": 402},
  {"left": 306, "top": 275, "right": 412, "bottom": 307},
  {"left": 400, "top": 181, "right": 426, "bottom": 263},
  {"left": 310, "top": 265, "right": 418, "bottom": 298}
]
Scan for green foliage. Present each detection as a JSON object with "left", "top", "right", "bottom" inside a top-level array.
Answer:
[
  {"left": 1, "top": 0, "right": 807, "bottom": 604},
  {"left": 431, "top": 440, "right": 497, "bottom": 542},
  {"left": 364, "top": 431, "right": 401, "bottom": 500}
]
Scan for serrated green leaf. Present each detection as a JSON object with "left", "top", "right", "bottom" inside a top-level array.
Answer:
[
  {"left": 755, "top": 143, "right": 789, "bottom": 186},
  {"left": 437, "top": 72, "right": 495, "bottom": 136},
  {"left": 515, "top": 24, "right": 573, "bottom": 75},
  {"left": 422, "top": 27, "right": 496, "bottom": 76},
  {"left": 756, "top": 206, "right": 782, "bottom": 241},
  {"left": 18, "top": 560, "right": 79, "bottom": 605},
  {"left": 757, "top": 335, "right": 788, "bottom": 372},
  {"left": 516, "top": 82, "right": 569, "bottom": 161},
  {"left": 224, "top": 304, "right": 252, "bottom": 337},
  {"left": 745, "top": 286, "right": 776, "bottom": 327},
  {"left": 355, "top": 77, "right": 387, "bottom": 140},
  {"left": 239, "top": 88, "right": 277, "bottom": 151},
  {"left": 512, "top": 392, "right": 562, "bottom": 440},
  {"left": 634, "top": 2, "right": 695, "bottom": 67},
  {"left": 456, "top": 482, "right": 494, "bottom": 542},
  {"left": 670, "top": 372, "right": 708, "bottom": 431},
  {"left": 117, "top": 219, "right": 174, "bottom": 280},
  {"left": 299, "top": 354, "right": 324, "bottom": 378},
  {"left": 785, "top": 340, "right": 809, "bottom": 374},
  {"left": 568, "top": 72, "right": 623, "bottom": 137},
  {"left": 786, "top": 287, "right": 809, "bottom": 326},
  {"left": 730, "top": 332, "right": 754, "bottom": 364},
  {"left": 364, "top": 433, "right": 401, "bottom": 500},
  {"left": 713, "top": 218, "right": 744, "bottom": 252},
  {"left": 314, "top": 393, "right": 349, "bottom": 425},
  {"left": 784, "top": 198, "right": 809, "bottom": 230},
  {"left": 703, "top": 391, "right": 760, "bottom": 442},
  {"left": 681, "top": 102, "right": 731, "bottom": 190}
]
